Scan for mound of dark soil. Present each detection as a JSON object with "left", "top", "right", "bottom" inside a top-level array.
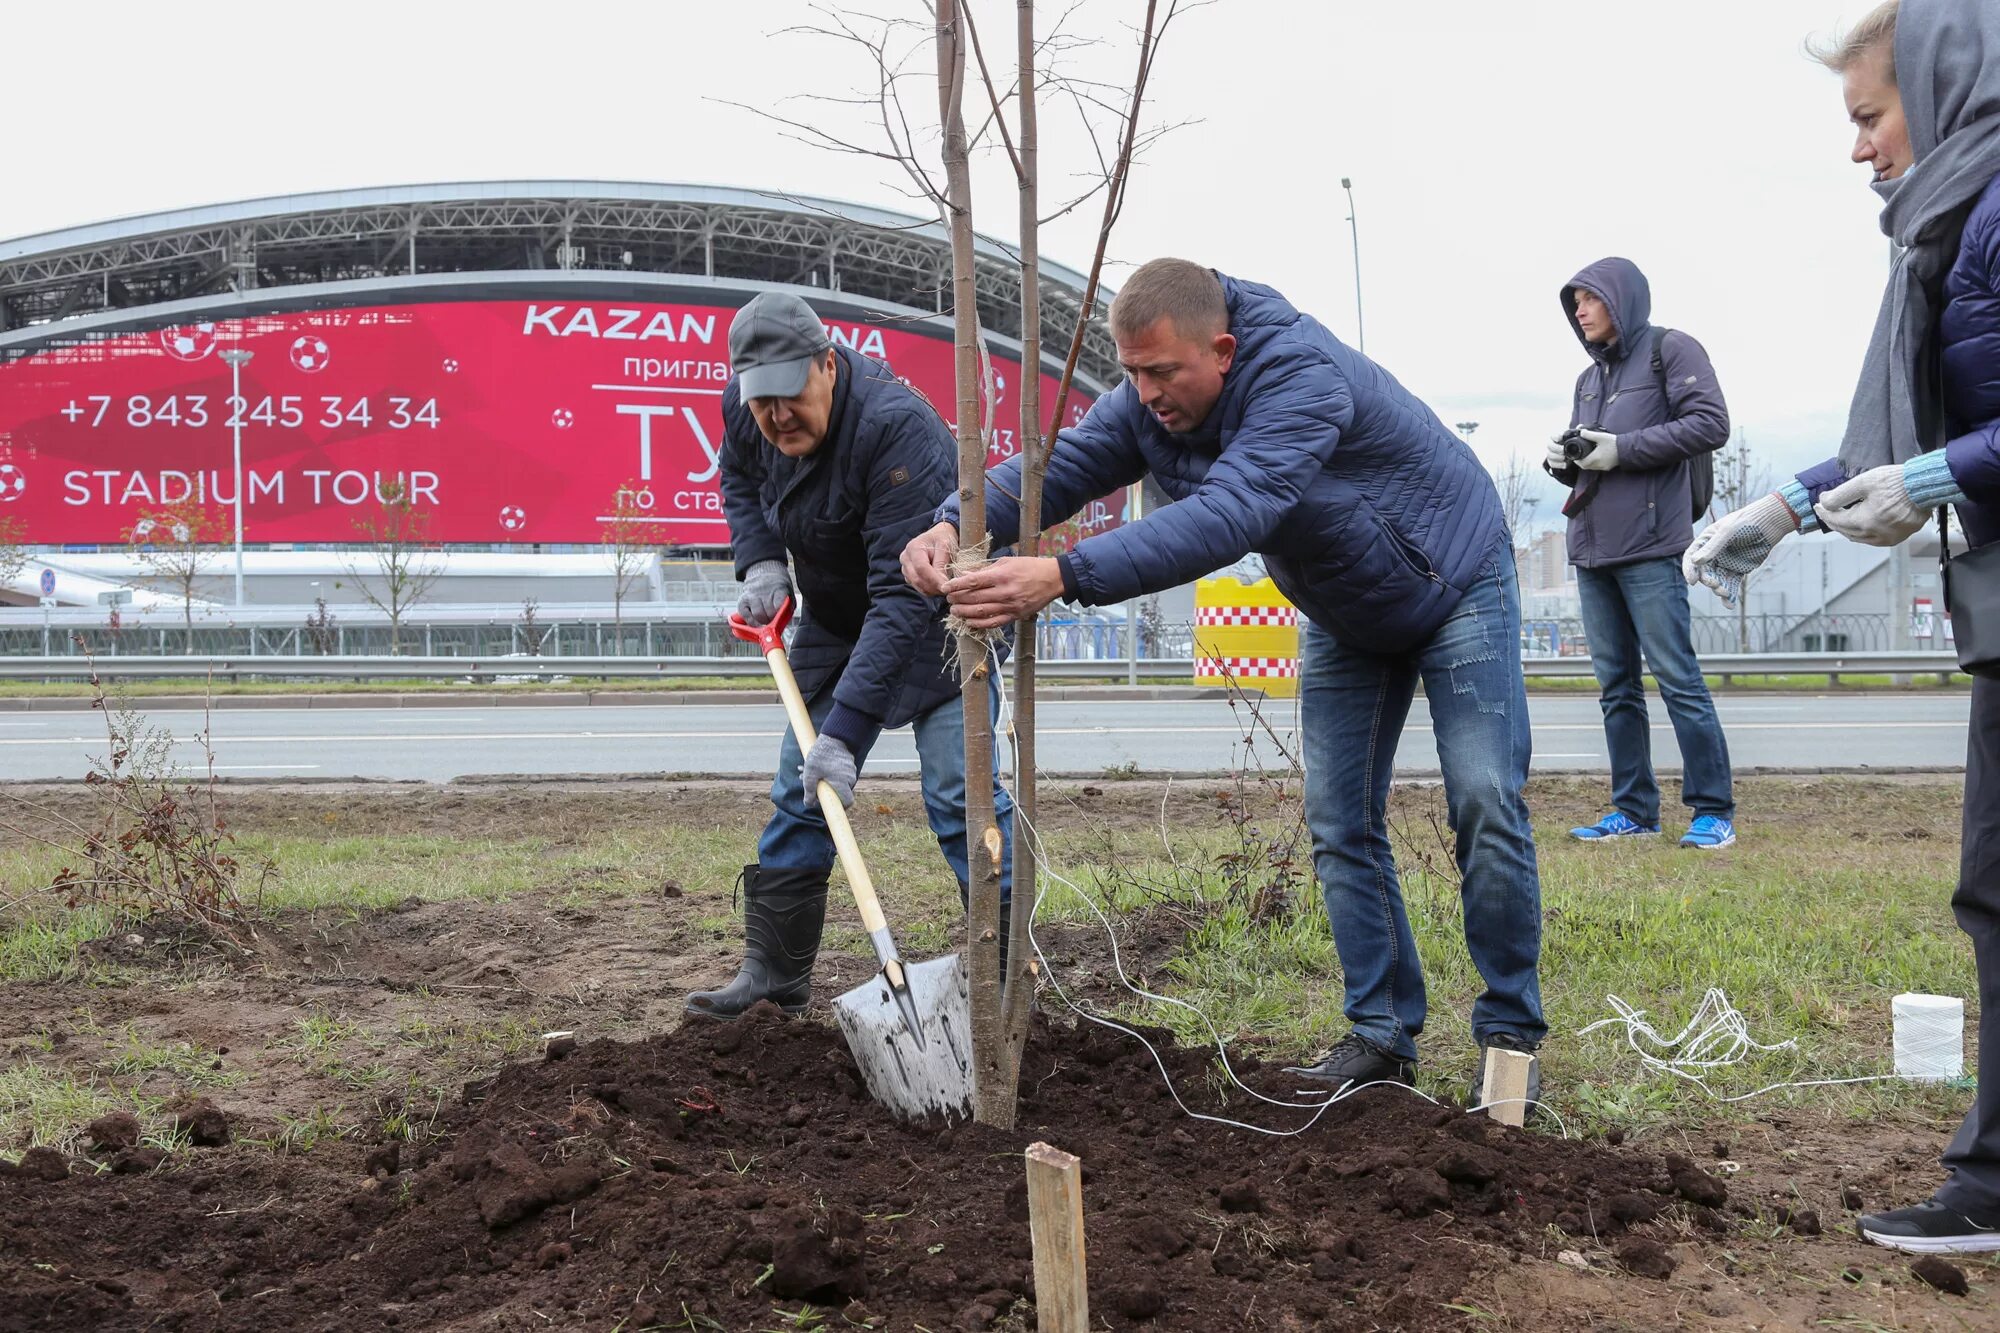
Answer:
[{"left": 0, "top": 1005, "right": 1700, "bottom": 1331}]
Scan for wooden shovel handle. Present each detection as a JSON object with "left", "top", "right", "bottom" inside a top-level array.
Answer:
[{"left": 758, "top": 640, "right": 890, "bottom": 938}]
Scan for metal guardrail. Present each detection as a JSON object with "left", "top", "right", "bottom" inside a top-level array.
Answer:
[{"left": 0, "top": 651, "right": 1964, "bottom": 682}]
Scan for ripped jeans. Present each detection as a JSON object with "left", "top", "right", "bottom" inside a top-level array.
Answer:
[{"left": 1300, "top": 546, "right": 1544, "bottom": 1061}]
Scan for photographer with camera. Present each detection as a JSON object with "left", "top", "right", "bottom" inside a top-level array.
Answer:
[{"left": 1548, "top": 258, "right": 1738, "bottom": 849}]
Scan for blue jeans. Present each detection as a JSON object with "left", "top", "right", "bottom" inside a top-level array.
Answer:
[
  {"left": 1301, "top": 548, "right": 1545, "bottom": 1060},
  {"left": 759, "top": 686, "right": 1014, "bottom": 904},
  {"left": 1576, "top": 557, "right": 1734, "bottom": 823}
]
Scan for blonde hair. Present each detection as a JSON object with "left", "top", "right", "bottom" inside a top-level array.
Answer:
[{"left": 1808, "top": 1, "right": 1898, "bottom": 82}]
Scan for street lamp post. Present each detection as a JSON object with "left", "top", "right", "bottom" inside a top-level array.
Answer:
[
  {"left": 1340, "top": 176, "right": 1365, "bottom": 354},
  {"left": 1454, "top": 421, "right": 1480, "bottom": 440},
  {"left": 219, "top": 348, "right": 254, "bottom": 606}
]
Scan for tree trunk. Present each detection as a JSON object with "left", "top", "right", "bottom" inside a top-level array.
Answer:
[
  {"left": 1000, "top": 0, "right": 1040, "bottom": 1068},
  {"left": 937, "top": 0, "right": 1010, "bottom": 1129}
]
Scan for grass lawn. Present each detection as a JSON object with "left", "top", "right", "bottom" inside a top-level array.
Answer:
[{"left": 0, "top": 774, "right": 1977, "bottom": 1156}]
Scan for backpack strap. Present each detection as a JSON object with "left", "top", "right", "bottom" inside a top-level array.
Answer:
[{"left": 1650, "top": 327, "right": 1673, "bottom": 406}]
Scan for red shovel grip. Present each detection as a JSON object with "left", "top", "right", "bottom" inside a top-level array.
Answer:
[{"left": 728, "top": 595, "right": 794, "bottom": 652}]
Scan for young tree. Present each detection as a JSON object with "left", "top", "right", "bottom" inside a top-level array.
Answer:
[
  {"left": 602, "top": 483, "right": 661, "bottom": 648},
  {"left": 1493, "top": 452, "right": 1542, "bottom": 548},
  {"left": 304, "top": 596, "right": 338, "bottom": 655},
  {"left": 345, "top": 477, "right": 443, "bottom": 655},
  {"left": 1707, "top": 430, "right": 1774, "bottom": 651},
  {"left": 967, "top": 0, "right": 1186, "bottom": 1107},
  {"left": 722, "top": 0, "right": 1189, "bottom": 1127},
  {"left": 0, "top": 515, "right": 26, "bottom": 592},
  {"left": 933, "top": 0, "right": 1019, "bottom": 1126},
  {"left": 125, "top": 503, "right": 227, "bottom": 652}
]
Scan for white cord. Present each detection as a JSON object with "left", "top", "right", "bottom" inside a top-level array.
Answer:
[
  {"left": 990, "top": 644, "right": 1574, "bottom": 1138},
  {"left": 1577, "top": 989, "right": 1903, "bottom": 1103},
  {"left": 993, "top": 648, "right": 1908, "bottom": 1121}
]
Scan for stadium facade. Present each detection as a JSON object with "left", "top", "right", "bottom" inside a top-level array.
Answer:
[{"left": 0, "top": 182, "right": 1124, "bottom": 605}]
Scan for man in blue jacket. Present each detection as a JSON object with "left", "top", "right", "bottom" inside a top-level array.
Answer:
[
  {"left": 902, "top": 259, "right": 1545, "bottom": 1091},
  {"left": 1547, "top": 258, "right": 1738, "bottom": 850},
  {"left": 685, "top": 291, "right": 1013, "bottom": 1021}
]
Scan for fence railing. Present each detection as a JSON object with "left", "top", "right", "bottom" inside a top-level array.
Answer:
[
  {"left": 0, "top": 604, "right": 1946, "bottom": 668},
  {"left": 0, "top": 650, "right": 1961, "bottom": 683}
]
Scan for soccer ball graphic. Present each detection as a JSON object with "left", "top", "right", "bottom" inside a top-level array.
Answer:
[
  {"left": 290, "top": 335, "right": 332, "bottom": 373},
  {"left": 441, "top": 358, "right": 460, "bottom": 374},
  {"left": 0, "top": 464, "right": 23, "bottom": 500},
  {"left": 498, "top": 505, "right": 528, "bottom": 532},
  {"left": 158, "top": 323, "right": 219, "bottom": 362},
  {"left": 550, "top": 408, "right": 574, "bottom": 429}
]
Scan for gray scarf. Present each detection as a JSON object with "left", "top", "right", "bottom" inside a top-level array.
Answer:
[{"left": 1840, "top": 0, "right": 2000, "bottom": 474}]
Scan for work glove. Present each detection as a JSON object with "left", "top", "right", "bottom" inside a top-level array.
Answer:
[
  {"left": 801, "top": 734, "right": 857, "bottom": 810},
  {"left": 1814, "top": 464, "right": 1928, "bottom": 547},
  {"left": 1544, "top": 433, "right": 1572, "bottom": 470},
  {"left": 737, "top": 559, "right": 791, "bottom": 626},
  {"left": 1570, "top": 428, "right": 1618, "bottom": 471},
  {"left": 1681, "top": 492, "right": 1800, "bottom": 608}
]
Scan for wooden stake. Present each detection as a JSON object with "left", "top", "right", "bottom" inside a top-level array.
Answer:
[
  {"left": 1479, "top": 1048, "right": 1536, "bottom": 1128},
  {"left": 1024, "top": 1141, "right": 1088, "bottom": 1332}
]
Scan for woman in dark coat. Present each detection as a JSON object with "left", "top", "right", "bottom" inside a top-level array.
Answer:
[{"left": 1686, "top": 0, "right": 2000, "bottom": 1252}]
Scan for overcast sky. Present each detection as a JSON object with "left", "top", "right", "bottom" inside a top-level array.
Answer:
[{"left": 4, "top": 1, "right": 1890, "bottom": 528}]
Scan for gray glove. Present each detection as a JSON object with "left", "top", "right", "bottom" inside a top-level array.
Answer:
[
  {"left": 1681, "top": 493, "right": 1799, "bottom": 608},
  {"left": 737, "top": 559, "right": 791, "bottom": 625},
  {"left": 1815, "top": 465, "right": 1927, "bottom": 547},
  {"left": 801, "top": 735, "right": 857, "bottom": 809}
]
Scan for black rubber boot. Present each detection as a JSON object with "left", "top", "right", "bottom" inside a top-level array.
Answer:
[{"left": 685, "top": 864, "right": 828, "bottom": 1019}]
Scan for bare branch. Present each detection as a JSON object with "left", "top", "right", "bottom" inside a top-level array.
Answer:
[{"left": 962, "top": 0, "right": 1024, "bottom": 180}]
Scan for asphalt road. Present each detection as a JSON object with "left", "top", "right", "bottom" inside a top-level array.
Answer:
[{"left": 0, "top": 693, "right": 1971, "bottom": 782}]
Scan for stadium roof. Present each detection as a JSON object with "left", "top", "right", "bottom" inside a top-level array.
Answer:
[{"left": 0, "top": 180, "right": 1117, "bottom": 385}]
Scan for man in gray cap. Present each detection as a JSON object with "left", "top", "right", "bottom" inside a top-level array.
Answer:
[{"left": 685, "top": 291, "right": 1015, "bottom": 1020}]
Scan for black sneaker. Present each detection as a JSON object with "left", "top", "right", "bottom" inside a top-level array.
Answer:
[
  {"left": 1285, "top": 1033, "right": 1415, "bottom": 1090},
  {"left": 1474, "top": 1031, "right": 1542, "bottom": 1117},
  {"left": 1857, "top": 1201, "right": 2000, "bottom": 1253}
]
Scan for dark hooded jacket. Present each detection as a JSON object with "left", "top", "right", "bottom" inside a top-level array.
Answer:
[
  {"left": 720, "top": 344, "right": 961, "bottom": 752},
  {"left": 1551, "top": 257, "right": 1732, "bottom": 567},
  {"left": 940, "top": 273, "right": 1507, "bottom": 655}
]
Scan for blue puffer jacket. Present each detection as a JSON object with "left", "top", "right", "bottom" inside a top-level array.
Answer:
[
  {"left": 941, "top": 274, "right": 1507, "bottom": 654},
  {"left": 1794, "top": 170, "right": 2000, "bottom": 546}
]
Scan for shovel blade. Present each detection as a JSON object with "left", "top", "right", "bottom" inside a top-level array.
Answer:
[{"left": 833, "top": 954, "right": 973, "bottom": 1124}]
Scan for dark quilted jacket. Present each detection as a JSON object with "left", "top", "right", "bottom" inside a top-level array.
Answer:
[{"left": 720, "top": 345, "right": 960, "bottom": 745}]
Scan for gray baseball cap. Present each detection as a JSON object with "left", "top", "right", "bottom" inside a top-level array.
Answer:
[{"left": 729, "top": 292, "right": 832, "bottom": 400}]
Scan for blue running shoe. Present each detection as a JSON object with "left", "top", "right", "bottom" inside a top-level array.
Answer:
[
  {"left": 1681, "top": 815, "right": 1737, "bottom": 850},
  {"left": 1569, "top": 811, "right": 1660, "bottom": 842}
]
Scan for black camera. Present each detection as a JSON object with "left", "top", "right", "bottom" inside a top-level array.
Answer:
[{"left": 1557, "top": 427, "right": 1595, "bottom": 463}]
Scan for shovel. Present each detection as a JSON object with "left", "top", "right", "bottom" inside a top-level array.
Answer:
[{"left": 730, "top": 598, "right": 973, "bottom": 1123}]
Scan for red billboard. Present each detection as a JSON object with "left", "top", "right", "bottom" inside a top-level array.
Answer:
[{"left": 0, "top": 298, "right": 1113, "bottom": 546}]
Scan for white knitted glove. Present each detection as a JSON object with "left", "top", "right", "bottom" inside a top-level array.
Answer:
[
  {"left": 1814, "top": 465, "right": 1927, "bottom": 547},
  {"left": 1571, "top": 429, "right": 1619, "bottom": 471},
  {"left": 1681, "top": 493, "right": 1800, "bottom": 608}
]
